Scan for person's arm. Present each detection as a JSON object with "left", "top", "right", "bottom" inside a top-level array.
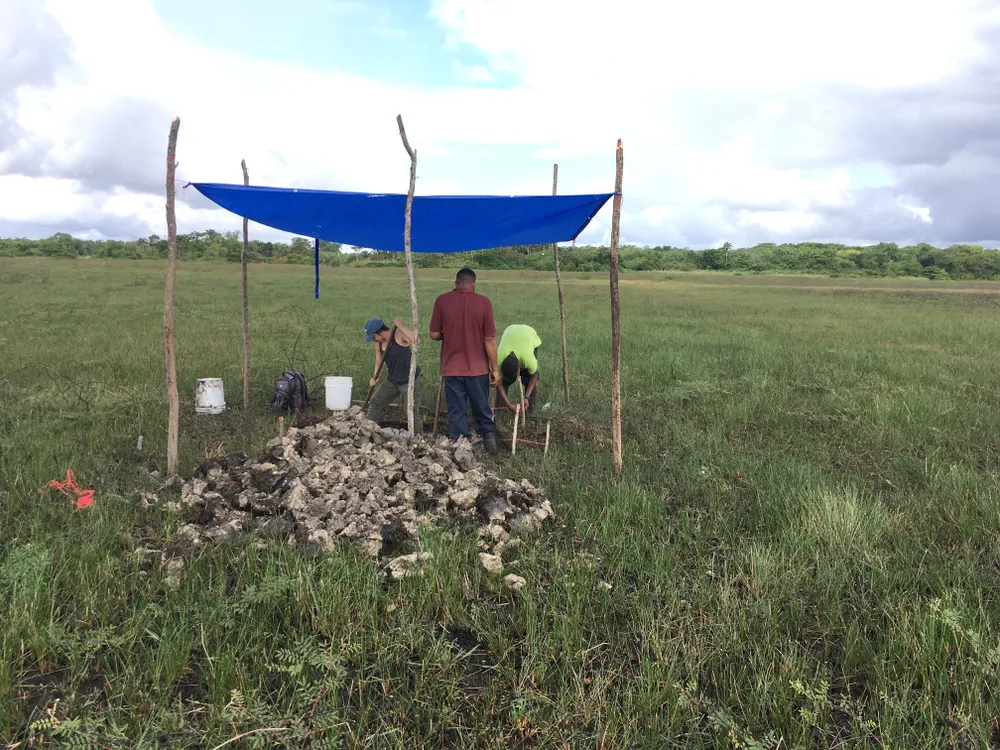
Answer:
[
  {"left": 525, "top": 372, "right": 539, "bottom": 400},
  {"left": 496, "top": 381, "right": 518, "bottom": 413},
  {"left": 485, "top": 337, "right": 500, "bottom": 387},
  {"left": 370, "top": 342, "right": 382, "bottom": 387},
  {"left": 483, "top": 299, "right": 499, "bottom": 386},
  {"left": 429, "top": 300, "right": 443, "bottom": 341},
  {"left": 521, "top": 344, "right": 539, "bottom": 402},
  {"left": 393, "top": 317, "right": 416, "bottom": 345}
]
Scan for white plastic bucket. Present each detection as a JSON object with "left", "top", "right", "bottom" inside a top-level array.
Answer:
[
  {"left": 195, "top": 378, "right": 226, "bottom": 414},
  {"left": 325, "top": 376, "right": 352, "bottom": 410}
]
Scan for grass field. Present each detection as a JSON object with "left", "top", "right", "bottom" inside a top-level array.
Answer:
[{"left": 2, "top": 257, "right": 1000, "bottom": 748}]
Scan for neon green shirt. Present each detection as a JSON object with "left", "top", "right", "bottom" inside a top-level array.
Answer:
[{"left": 498, "top": 325, "right": 542, "bottom": 375}]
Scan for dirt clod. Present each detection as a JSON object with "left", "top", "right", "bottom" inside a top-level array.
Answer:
[
  {"left": 504, "top": 573, "right": 527, "bottom": 591},
  {"left": 479, "top": 552, "right": 504, "bottom": 574},
  {"left": 164, "top": 557, "right": 185, "bottom": 590}
]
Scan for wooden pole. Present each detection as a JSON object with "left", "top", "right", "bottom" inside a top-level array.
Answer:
[
  {"left": 396, "top": 114, "right": 420, "bottom": 437},
  {"left": 278, "top": 415, "right": 285, "bottom": 438},
  {"left": 518, "top": 377, "right": 526, "bottom": 423},
  {"left": 432, "top": 377, "right": 444, "bottom": 438},
  {"left": 552, "top": 163, "right": 570, "bottom": 404},
  {"left": 610, "top": 140, "right": 624, "bottom": 473},
  {"left": 240, "top": 159, "right": 251, "bottom": 410},
  {"left": 544, "top": 421, "right": 551, "bottom": 460},
  {"left": 512, "top": 405, "right": 520, "bottom": 456},
  {"left": 164, "top": 117, "right": 180, "bottom": 477}
]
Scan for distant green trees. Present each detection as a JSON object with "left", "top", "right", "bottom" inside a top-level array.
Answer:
[{"left": 3, "top": 233, "right": 1000, "bottom": 280}]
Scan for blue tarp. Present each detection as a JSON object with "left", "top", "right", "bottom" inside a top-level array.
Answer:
[{"left": 190, "top": 183, "right": 614, "bottom": 253}]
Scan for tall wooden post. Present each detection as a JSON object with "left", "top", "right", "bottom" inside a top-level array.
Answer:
[
  {"left": 396, "top": 114, "right": 420, "bottom": 437},
  {"left": 609, "top": 140, "right": 624, "bottom": 473},
  {"left": 240, "top": 159, "right": 251, "bottom": 410},
  {"left": 164, "top": 117, "right": 181, "bottom": 477},
  {"left": 553, "top": 163, "right": 570, "bottom": 403}
]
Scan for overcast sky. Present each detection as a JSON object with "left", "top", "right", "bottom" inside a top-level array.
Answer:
[{"left": 2, "top": 0, "right": 999, "bottom": 249}]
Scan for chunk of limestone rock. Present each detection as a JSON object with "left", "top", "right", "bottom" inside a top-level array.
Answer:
[{"left": 478, "top": 552, "right": 503, "bottom": 574}]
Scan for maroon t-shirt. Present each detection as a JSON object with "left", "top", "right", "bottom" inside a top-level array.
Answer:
[{"left": 429, "top": 287, "right": 497, "bottom": 377}]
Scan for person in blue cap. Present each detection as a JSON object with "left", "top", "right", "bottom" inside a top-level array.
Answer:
[{"left": 364, "top": 316, "right": 422, "bottom": 433}]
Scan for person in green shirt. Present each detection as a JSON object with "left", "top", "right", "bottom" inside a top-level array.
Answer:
[{"left": 495, "top": 324, "right": 542, "bottom": 414}]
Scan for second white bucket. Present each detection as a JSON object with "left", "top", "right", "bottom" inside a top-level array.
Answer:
[
  {"left": 325, "top": 376, "right": 352, "bottom": 410},
  {"left": 195, "top": 378, "right": 226, "bottom": 414}
]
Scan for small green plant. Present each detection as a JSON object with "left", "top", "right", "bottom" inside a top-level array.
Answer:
[
  {"left": 676, "top": 677, "right": 782, "bottom": 749},
  {"left": 30, "top": 710, "right": 130, "bottom": 749},
  {"left": 929, "top": 598, "right": 1000, "bottom": 677},
  {"left": 789, "top": 676, "right": 830, "bottom": 726}
]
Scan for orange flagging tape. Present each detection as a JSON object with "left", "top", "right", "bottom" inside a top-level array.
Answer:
[{"left": 44, "top": 469, "right": 95, "bottom": 511}]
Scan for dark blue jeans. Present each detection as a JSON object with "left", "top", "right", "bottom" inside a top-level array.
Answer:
[{"left": 444, "top": 375, "right": 496, "bottom": 439}]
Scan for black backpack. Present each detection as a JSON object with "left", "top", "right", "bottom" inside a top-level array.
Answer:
[{"left": 270, "top": 370, "right": 310, "bottom": 413}]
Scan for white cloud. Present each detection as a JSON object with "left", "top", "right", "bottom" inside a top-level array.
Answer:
[
  {"left": 897, "top": 197, "right": 933, "bottom": 224},
  {"left": 429, "top": 0, "right": 994, "bottom": 91},
  {"left": 425, "top": 0, "right": 1000, "bottom": 245},
  {"left": 453, "top": 61, "right": 493, "bottom": 83},
  {"left": 0, "top": 0, "right": 997, "bottom": 247},
  {"left": 0, "top": 175, "right": 94, "bottom": 222},
  {"left": 737, "top": 209, "right": 820, "bottom": 235},
  {"left": 757, "top": 101, "right": 788, "bottom": 119}
]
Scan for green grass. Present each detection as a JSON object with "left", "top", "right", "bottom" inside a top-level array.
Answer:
[{"left": 2, "top": 257, "right": 1000, "bottom": 747}]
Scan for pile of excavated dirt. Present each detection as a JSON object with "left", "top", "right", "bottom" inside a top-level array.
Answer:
[{"left": 162, "top": 407, "right": 553, "bottom": 580}]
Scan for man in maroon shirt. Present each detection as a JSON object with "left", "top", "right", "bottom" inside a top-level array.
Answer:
[{"left": 429, "top": 268, "right": 501, "bottom": 455}]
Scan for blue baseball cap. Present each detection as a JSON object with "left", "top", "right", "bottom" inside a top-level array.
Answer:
[{"left": 364, "top": 318, "right": 386, "bottom": 342}]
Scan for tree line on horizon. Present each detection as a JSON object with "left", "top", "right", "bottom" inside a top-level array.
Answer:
[{"left": 2, "top": 230, "right": 999, "bottom": 281}]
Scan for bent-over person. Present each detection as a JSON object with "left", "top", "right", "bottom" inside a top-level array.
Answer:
[
  {"left": 495, "top": 324, "right": 541, "bottom": 414},
  {"left": 364, "top": 316, "right": 422, "bottom": 433}
]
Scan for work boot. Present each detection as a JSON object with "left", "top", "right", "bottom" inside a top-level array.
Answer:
[{"left": 482, "top": 431, "right": 500, "bottom": 456}]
